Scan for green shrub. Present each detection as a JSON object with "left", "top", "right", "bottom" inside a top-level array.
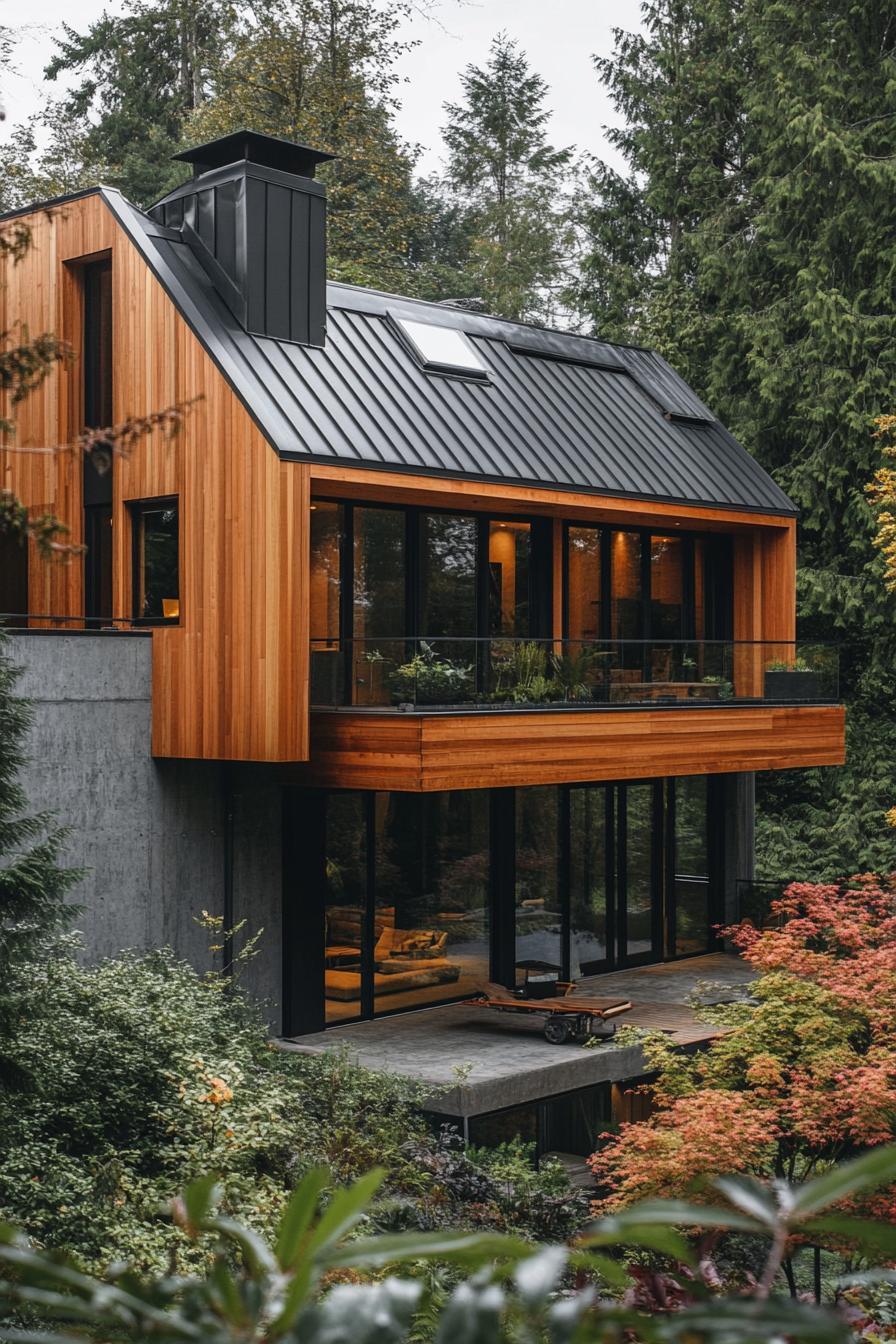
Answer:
[{"left": 0, "top": 944, "right": 432, "bottom": 1273}]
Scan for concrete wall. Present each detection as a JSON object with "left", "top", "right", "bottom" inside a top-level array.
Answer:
[{"left": 7, "top": 631, "right": 283, "bottom": 1022}]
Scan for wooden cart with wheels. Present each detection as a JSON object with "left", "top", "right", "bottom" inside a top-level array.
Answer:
[{"left": 466, "top": 982, "right": 632, "bottom": 1044}]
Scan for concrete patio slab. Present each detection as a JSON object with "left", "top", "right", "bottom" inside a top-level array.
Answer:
[{"left": 280, "top": 953, "right": 754, "bottom": 1117}]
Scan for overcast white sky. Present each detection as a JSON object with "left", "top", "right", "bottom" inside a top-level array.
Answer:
[{"left": 0, "top": 0, "right": 645, "bottom": 174}]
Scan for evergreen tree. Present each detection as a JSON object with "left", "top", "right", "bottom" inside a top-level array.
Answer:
[
  {"left": 38, "top": 0, "right": 230, "bottom": 205},
  {"left": 575, "top": 0, "right": 896, "bottom": 875},
  {"left": 579, "top": 0, "right": 896, "bottom": 643},
  {"left": 0, "top": 631, "right": 80, "bottom": 1082},
  {"left": 435, "top": 32, "right": 575, "bottom": 323},
  {"left": 186, "top": 0, "right": 426, "bottom": 291}
]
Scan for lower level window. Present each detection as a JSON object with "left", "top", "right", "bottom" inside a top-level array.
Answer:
[{"left": 131, "top": 498, "right": 179, "bottom": 622}]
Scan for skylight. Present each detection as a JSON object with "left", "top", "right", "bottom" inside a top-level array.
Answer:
[{"left": 394, "top": 317, "right": 489, "bottom": 378}]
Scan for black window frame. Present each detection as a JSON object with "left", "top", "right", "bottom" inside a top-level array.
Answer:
[
  {"left": 128, "top": 495, "right": 181, "bottom": 626},
  {"left": 312, "top": 497, "right": 554, "bottom": 705},
  {"left": 283, "top": 774, "right": 725, "bottom": 1036},
  {"left": 561, "top": 521, "right": 734, "bottom": 646},
  {"left": 81, "top": 254, "right": 114, "bottom": 626}
]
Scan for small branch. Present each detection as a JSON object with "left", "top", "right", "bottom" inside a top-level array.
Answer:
[{"left": 756, "top": 1220, "right": 790, "bottom": 1300}]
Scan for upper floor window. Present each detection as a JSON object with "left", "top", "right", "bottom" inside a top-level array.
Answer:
[
  {"left": 565, "top": 524, "right": 732, "bottom": 646},
  {"left": 83, "top": 259, "right": 112, "bottom": 430},
  {"left": 81, "top": 257, "right": 113, "bottom": 625},
  {"left": 131, "top": 498, "right": 179, "bottom": 623}
]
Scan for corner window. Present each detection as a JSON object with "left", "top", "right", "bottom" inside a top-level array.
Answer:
[{"left": 131, "top": 498, "right": 179, "bottom": 623}]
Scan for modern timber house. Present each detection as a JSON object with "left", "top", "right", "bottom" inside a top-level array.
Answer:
[{"left": 0, "top": 132, "right": 845, "bottom": 1142}]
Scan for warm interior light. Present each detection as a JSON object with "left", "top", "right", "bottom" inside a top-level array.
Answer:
[{"left": 162, "top": 598, "right": 180, "bottom": 620}]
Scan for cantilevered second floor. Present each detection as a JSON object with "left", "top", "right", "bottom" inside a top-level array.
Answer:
[{"left": 0, "top": 130, "right": 844, "bottom": 778}]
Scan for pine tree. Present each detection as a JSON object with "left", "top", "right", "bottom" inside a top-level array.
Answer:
[
  {"left": 186, "top": 0, "right": 426, "bottom": 291},
  {"left": 0, "top": 631, "right": 81, "bottom": 1080},
  {"left": 579, "top": 0, "right": 896, "bottom": 643},
  {"left": 435, "top": 32, "right": 575, "bottom": 323},
  {"left": 574, "top": 0, "right": 896, "bottom": 875},
  {"left": 35, "top": 0, "right": 230, "bottom": 206}
]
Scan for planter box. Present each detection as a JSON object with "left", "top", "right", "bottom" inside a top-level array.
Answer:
[{"left": 764, "top": 670, "right": 824, "bottom": 701}]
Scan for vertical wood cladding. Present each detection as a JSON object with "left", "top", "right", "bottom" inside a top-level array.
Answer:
[
  {"left": 0, "top": 192, "right": 310, "bottom": 762},
  {"left": 1, "top": 191, "right": 800, "bottom": 768}
]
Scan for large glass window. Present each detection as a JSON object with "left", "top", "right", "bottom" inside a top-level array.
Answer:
[
  {"left": 420, "top": 512, "right": 477, "bottom": 638},
  {"left": 650, "top": 535, "right": 685, "bottom": 641},
  {"left": 310, "top": 502, "right": 342, "bottom": 643},
  {"left": 568, "top": 786, "right": 609, "bottom": 976},
  {"left": 323, "top": 793, "right": 368, "bottom": 1025},
  {"left": 488, "top": 521, "right": 530, "bottom": 637},
  {"left": 515, "top": 787, "right": 562, "bottom": 982},
  {"left": 673, "top": 776, "right": 711, "bottom": 956},
  {"left": 83, "top": 258, "right": 113, "bottom": 625},
  {"left": 353, "top": 506, "right": 406, "bottom": 704},
  {"left": 374, "top": 791, "right": 490, "bottom": 1012},
  {"left": 567, "top": 526, "right": 601, "bottom": 644},
  {"left": 131, "top": 498, "right": 179, "bottom": 622},
  {"left": 623, "top": 783, "right": 654, "bottom": 961},
  {"left": 305, "top": 776, "right": 719, "bottom": 1035},
  {"left": 610, "top": 531, "right": 642, "bottom": 640},
  {"left": 310, "top": 502, "right": 344, "bottom": 704}
]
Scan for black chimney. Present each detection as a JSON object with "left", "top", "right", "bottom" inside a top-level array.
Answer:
[{"left": 150, "top": 130, "right": 335, "bottom": 347}]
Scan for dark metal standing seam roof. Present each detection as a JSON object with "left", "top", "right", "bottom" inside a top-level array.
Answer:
[{"left": 98, "top": 188, "right": 796, "bottom": 516}]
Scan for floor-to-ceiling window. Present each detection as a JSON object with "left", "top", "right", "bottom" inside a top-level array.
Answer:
[
  {"left": 310, "top": 501, "right": 344, "bottom": 704},
  {"left": 82, "top": 258, "right": 113, "bottom": 626},
  {"left": 374, "top": 790, "right": 490, "bottom": 1013},
  {"left": 323, "top": 791, "right": 368, "bottom": 1025},
  {"left": 488, "top": 521, "right": 531, "bottom": 637},
  {"left": 288, "top": 773, "right": 722, "bottom": 1035},
  {"left": 621, "top": 783, "right": 657, "bottom": 963},
  {"left": 515, "top": 786, "right": 562, "bottom": 976},
  {"left": 419, "top": 512, "right": 478, "bottom": 639},
  {"left": 567, "top": 526, "right": 602, "bottom": 645},
  {"left": 353, "top": 506, "right": 406, "bottom": 703},
  {"left": 568, "top": 786, "right": 610, "bottom": 977},
  {"left": 671, "top": 775, "right": 712, "bottom": 957},
  {"left": 564, "top": 524, "right": 733, "bottom": 696},
  {"left": 310, "top": 502, "right": 548, "bottom": 705}
]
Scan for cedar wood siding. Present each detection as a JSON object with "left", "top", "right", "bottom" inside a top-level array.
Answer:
[
  {"left": 1, "top": 192, "right": 829, "bottom": 776},
  {"left": 0, "top": 192, "right": 310, "bottom": 762}
]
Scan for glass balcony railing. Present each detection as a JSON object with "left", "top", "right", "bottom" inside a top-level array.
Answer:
[{"left": 310, "top": 638, "right": 840, "bottom": 711}]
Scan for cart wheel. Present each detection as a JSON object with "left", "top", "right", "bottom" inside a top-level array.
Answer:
[
  {"left": 588, "top": 1020, "right": 617, "bottom": 1042},
  {"left": 543, "top": 1017, "right": 571, "bottom": 1045}
]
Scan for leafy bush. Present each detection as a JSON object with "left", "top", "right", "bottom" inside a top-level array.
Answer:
[
  {"left": 397, "top": 1132, "right": 590, "bottom": 1243},
  {"left": 5, "top": 1149, "right": 896, "bottom": 1341},
  {"left": 589, "top": 877, "right": 896, "bottom": 1230},
  {"left": 389, "top": 643, "right": 473, "bottom": 704},
  {"left": 0, "top": 944, "right": 433, "bottom": 1273}
]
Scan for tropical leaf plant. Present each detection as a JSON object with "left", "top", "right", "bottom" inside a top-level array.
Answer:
[{"left": 2, "top": 1148, "right": 896, "bottom": 1341}]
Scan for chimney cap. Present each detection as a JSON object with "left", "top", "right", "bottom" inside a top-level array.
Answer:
[{"left": 174, "top": 129, "right": 336, "bottom": 179}]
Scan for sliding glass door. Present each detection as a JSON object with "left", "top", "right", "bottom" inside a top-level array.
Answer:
[
  {"left": 286, "top": 774, "right": 722, "bottom": 1036},
  {"left": 565, "top": 782, "right": 660, "bottom": 975}
]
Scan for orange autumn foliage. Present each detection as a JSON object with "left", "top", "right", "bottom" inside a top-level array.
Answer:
[{"left": 591, "top": 876, "right": 896, "bottom": 1215}]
